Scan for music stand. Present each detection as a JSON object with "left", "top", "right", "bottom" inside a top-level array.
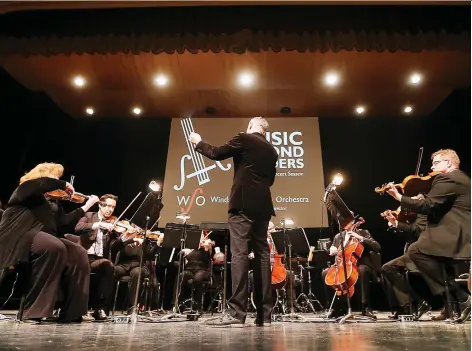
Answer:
[
  {"left": 161, "top": 220, "right": 201, "bottom": 322},
  {"left": 323, "top": 190, "right": 375, "bottom": 324}
]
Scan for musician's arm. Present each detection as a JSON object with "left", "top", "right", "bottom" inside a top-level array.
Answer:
[
  {"left": 400, "top": 175, "right": 456, "bottom": 215},
  {"left": 195, "top": 133, "right": 243, "bottom": 161},
  {"left": 361, "top": 230, "right": 381, "bottom": 253},
  {"left": 14, "top": 178, "right": 66, "bottom": 204},
  {"left": 75, "top": 214, "right": 94, "bottom": 234},
  {"left": 397, "top": 214, "right": 427, "bottom": 240}
]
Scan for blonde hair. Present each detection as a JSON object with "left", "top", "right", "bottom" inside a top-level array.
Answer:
[
  {"left": 431, "top": 149, "right": 460, "bottom": 168},
  {"left": 250, "top": 117, "right": 269, "bottom": 133},
  {"left": 20, "top": 162, "right": 64, "bottom": 184}
]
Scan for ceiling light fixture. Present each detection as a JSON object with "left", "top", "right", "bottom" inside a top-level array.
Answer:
[
  {"left": 132, "top": 107, "right": 142, "bottom": 115},
  {"left": 324, "top": 72, "right": 340, "bottom": 86},
  {"left": 73, "top": 75, "right": 86, "bottom": 87},
  {"left": 154, "top": 75, "right": 169, "bottom": 87},
  {"left": 404, "top": 106, "right": 413, "bottom": 114},
  {"left": 238, "top": 72, "right": 255, "bottom": 87},
  {"left": 355, "top": 106, "right": 365, "bottom": 115},
  {"left": 409, "top": 73, "right": 422, "bottom": 85},
  {"left": 85, "top": 107, "right": 94, "bottom": 115}
]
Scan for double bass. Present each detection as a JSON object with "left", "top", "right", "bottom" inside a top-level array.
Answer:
[{"left": 324, "top": 218, "right": 365, "bottom": 297}]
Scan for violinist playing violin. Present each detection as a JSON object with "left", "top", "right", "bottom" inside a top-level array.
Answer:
[
  {"left": 386, "top": 149, "right": 471, "bottom": 324},
  {"left": 178, "top": 231, "right": 214, "bottom": 313},
  {"left": 322, "top": 217, "right": 381, "bottom": 319},
  {"left": 113, "top": 227, "right": 162, "bottom": 314},
  {"left": 74, "top": 194, "right": 119, "bottom": 321},
  {"left": 0, "top": 162, "right": 99, "bottom": 323}
]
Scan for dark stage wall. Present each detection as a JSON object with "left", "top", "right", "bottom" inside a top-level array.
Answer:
[{"left": 0, "top": 68, "right": 470, "bottom": 268}]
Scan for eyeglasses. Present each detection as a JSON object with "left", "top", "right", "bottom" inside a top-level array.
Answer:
[{"left": 432, "top": 159, "right": 448, "bottom": 166}]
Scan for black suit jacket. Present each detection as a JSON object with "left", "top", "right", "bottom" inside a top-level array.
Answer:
[
  {"left": 331, "top": 229, "right": 382, "bottom": 273},
  {"left": 74, "top": 211, "right": 116, "bottom": 259},
  {"left": 397, "top": 214, "right": 427, "bottom": 243},
  {"left": 401, "top": 170, "right": 471, "bottom": 259},
  {"left": 195, "top": 132, "right": 278, "bottom": 219}
]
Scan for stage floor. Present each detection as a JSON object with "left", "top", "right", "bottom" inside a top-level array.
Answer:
[{"left": 0, "top": 311, "right": 470, "bottom": 351}]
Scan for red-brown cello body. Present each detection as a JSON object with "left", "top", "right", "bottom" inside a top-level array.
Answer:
[
  {"left": 324, "top": 219, "right": 365, "bottom": 297},
  {"left": 268, "top": 234, "right": 287, "bottom": 289}
]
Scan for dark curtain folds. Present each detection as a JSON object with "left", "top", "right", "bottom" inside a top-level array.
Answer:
[{"left": 0, "top": 5, "right": 469, "bottom": 55}]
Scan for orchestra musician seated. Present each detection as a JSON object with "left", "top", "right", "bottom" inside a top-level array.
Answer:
[
  {"left": 113, "top": 231, "right": 162, "bottom": 314},
  {"left": 74, "top": 194, "right": 119, "bottom": 321},
  {"left": 322, "top": 219, "right": 381, "bottom": 319},
  {"left": 177, "top": 232, "right": 213, "bottom": 313}
]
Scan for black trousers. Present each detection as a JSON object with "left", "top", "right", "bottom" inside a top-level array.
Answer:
[
  {"left": 88, "top": 255, "right": 114, "bottom": 310},
  {"left": 25, "top": 231, "right": 90, "bottom": 320},
  {"left": 382, "top": 254, "right": 423, "bottom": 309},
  {"left": 115, "top": 260, "right": 159, "bottom": 307},
  {"left": 322, "top": 264, "right": 376, "bottom": 309},
  {"left": 181, "top": 269, "right": 211, "bottom": 310},
  {"left": 406, "top": 243, "right": 469, "bottom": 303},
  {"left": 228, "top": 211, "right": 271, "bottom": 322}
]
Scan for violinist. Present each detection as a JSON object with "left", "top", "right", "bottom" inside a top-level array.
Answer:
[
  {"left": 322, "top": 218, "right": 381, "bottom": 319},
  {"left": 178, "top": 231, "right": 213, "bottom": 312},
  {"left": 0, "top": 162, "right": 98, "bottom": 323},
  {"left": 381, "top": 211, "right": 433, "bottom": 320},
  {"left": 113, "top": 227, "right": 162, "bottom": 314},
  {"left": 74, "top": 194, "right": 119, "bottom": 321},
  {"left": 386, "top": 149, "right": 471, "bottom": 323}
]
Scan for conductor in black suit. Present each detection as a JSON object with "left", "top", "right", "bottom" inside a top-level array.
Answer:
[
  {"left": 189, "top": 117, "right": 278, "bottom": 327},
  {"left": 387, "top": 149, "right": 471, "bottom": 323}
]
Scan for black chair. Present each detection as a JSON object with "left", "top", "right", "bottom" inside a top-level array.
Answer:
[
  {"left": 441, "top": 258, "right": 471, "bottom": 320},
  {"left": 0, "top": 265, "right": 29, "bottom": 321}
]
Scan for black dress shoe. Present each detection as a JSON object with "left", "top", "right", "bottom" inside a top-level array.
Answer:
[
  {"left": 92, "top": 309, "right": 108, "bottom": 321},
  {"left": 450, "top": 296, "right": 471, "bottom": 324},
  {"left": 415, "top": 301, "right": 432, "bottom": 320},
  {"left": 362, "top": 308, "right": 377, "bottom": 320}
]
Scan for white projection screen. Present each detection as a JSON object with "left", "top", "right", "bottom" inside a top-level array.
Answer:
[{"left": 161, "top": 118, "right": 328, "bottom": 228}]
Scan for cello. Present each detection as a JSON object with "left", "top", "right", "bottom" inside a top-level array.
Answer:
[
  {"left": 268, "top": 232, "right": 287, "bottom": 289},
  {"left": 324, "top": 218, "right": 365, "bottom": 297}
]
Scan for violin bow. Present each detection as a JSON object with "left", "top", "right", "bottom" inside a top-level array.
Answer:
[
  {"left": 111, "top": 192, "right": 142, "bottom": 227},
  {"left": 415, "top": 147, "right": 424, "bottom": 176}
]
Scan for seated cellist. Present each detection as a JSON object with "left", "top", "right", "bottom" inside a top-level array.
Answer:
[{"left": 322, "top": 216, "right": 381, "bottom": 319}]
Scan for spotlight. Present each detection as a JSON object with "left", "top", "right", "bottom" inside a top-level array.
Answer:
[
  {"left": 409, "top": 73, "right": 422, "bottom": 85},
  {"left": 148, "top": 180, "right": 160, "bottom": 192},
  {"left": 154, "top": 75, "right": 169, "bottom": 87},
  {"left": 85, "top": 107, "right": 94, "bottom": 115},
  {"left": 404, "top": 106, "right": 413, "bottom": 114},
  {"left": 132, "top": 107, "right": 142, "bottom": 115},
  {"left": 238, "top": 72, "right": 255, "bottom": 87},
  {"left": 355, "top": 106, "right": 365, "bottom": 115},
  {"left": 332, "top": 173, "right": 343, "bottom": 186},
  {"left": 324, "top": 72, "right": 340, "bottom": 86},
  {"left": 73, "top": 76, "right": 86, "bottom": 87}
]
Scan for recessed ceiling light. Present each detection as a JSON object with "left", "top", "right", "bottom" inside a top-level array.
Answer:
[
  {"left": 238, "top": 72, "right": 255, "bottom": 87},
  {"left": 409, "top": 73, "right": 422, "bottom": 85},
  {"left": 356, "top": 106, "right": 365, "bottom": 115},
  {"left": 404, "top": 106, "right": 413, "bottom": 114},
  {"left": 324, "top": 72, "right": 340, "bottom": 86},
  {"left": 132, "top": 107, "right": 142, "bottom": 115},
  {"left": 85, "top": 107, "right": 94, "bottom": 115},
  {"left": 154, "top": 75, "right": 168, "bottom": 87},
  {"left": 73, "top": 75, "right": 86, "bottom": 87}
]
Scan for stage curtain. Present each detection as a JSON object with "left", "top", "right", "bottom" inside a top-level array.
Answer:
[{"left": 0, "top": 5, "right": 469, "bottom": 55}]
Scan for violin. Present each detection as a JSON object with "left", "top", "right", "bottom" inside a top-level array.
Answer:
[
  {"left": 374, "top": 171, "right": 440, "bottom": 197},
  {"left": 380, "top": 206, "right": 418, "bottom": 224},
  {"left": 46, "top": 189, "right": 90, "bottom": 203},
  {"left": 324, "top": 218, "right": 365, "bottom": 297}
]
